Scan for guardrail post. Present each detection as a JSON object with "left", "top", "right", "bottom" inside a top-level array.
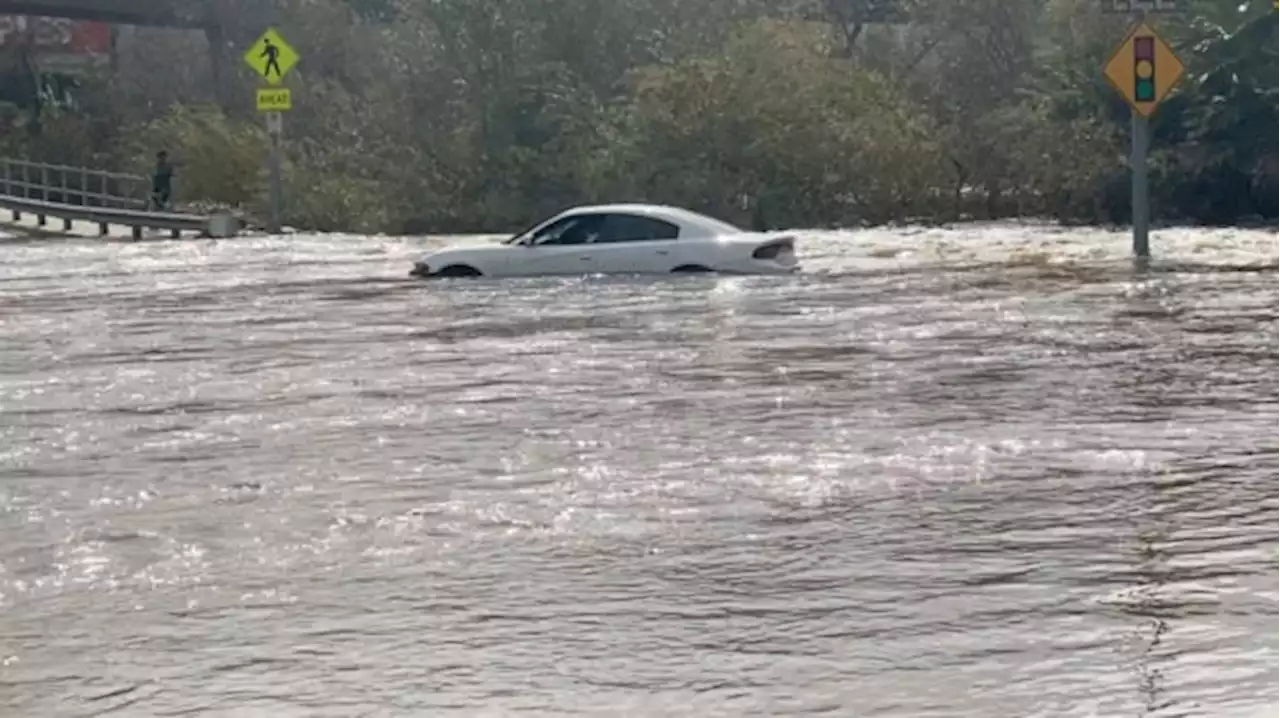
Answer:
[
  {"left": 4, "top": 161, "right": 14, "bottom": 220},
  {"left": 98, "top": 222, "right": 108, "bottom": 236},
  {"left": 131, "top": 225, "right": 141, "bottom": 241},
  {"left": 41, "top": 165, "right": 48, "bottom": 202},
  {"left": 81, "top": 166, "right": 88, "bottom": 205},
  {"left": 59, "top": 167, "right": 71, "bottom": 229}
]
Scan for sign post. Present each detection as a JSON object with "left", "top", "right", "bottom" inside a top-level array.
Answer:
[
  {"left": 265, "top": 113, "right": 284, "bottom": 237},
  {"left": 242, "top": 27, "right": 301, "bottom": 234},
  {"left": 1102, "top": 11, "right": 1184, "bottom": 262}
]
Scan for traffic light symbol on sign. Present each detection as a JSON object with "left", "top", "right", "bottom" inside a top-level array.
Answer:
[
  {"left": 1134, "top": 36, "right": 1156, "bottom": 102},
  {"left": 1104, "top": 21, "right": 1184, "bottom": 117}
]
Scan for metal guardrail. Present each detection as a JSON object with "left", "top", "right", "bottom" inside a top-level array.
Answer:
[
  {"left": 0, "top": 157, "right": 239, "bottom": 239},
  {"left": 1, "top": 157, "right": 147, "bottom": 209},
  {"left": 0, "top": 194, "right": 232, "bottom": 239}
]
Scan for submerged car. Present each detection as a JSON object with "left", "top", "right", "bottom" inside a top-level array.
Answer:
[{"left": 408, "top": 203, "right": 799, "bottom": 279}]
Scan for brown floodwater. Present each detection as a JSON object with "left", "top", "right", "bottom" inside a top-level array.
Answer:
[{"left": 1, "top": 223, "right": 1276, "bottom": 717}]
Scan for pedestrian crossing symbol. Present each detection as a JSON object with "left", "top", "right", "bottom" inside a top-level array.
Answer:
[{"left": 243, "top": 27, "right": 299, "bottom": 85}]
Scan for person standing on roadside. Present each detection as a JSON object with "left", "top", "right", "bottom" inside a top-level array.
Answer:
[{"left": 150, "top": 150, "right": 173, "bottom": 211}]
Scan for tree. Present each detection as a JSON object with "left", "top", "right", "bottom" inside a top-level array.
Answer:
[{"left": 2, "top": 0, "right": 1272, "bottom": 230}]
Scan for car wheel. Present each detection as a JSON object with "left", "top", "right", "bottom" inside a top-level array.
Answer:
[
  {"left": 671, "top": 264, "right": 713, "bottom": 274},
  {"left": 436, "top": 264, "right": 482, "bottom": 278}
]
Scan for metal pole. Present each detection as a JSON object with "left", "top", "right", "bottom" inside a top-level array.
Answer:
[
  {"left": 1130, "top": 111, "right": 1150, "bottom": 261},
  {"left": 267, "top": 112, "right": 283, "bottom": 234}
]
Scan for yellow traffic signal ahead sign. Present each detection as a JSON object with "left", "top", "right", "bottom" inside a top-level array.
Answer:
[
  {"left": 1103, "top": 21, "right": 1184, "bottom": 117},
  {"left": 243, "top": 27, "right": 300, "bottom": 85}
]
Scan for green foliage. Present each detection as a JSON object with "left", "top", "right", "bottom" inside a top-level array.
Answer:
[
  {"left": 0, "top": 110, "right": 97, "bottom": 166},
  {"left": 119, "top": 104, "right": 267, "bottom": 209},
  {"left": 0, "top": 0, "right": 1273, "bottom": 231},
  {"left": 590, "top": 20, "right": 946, "bottom": 227}
]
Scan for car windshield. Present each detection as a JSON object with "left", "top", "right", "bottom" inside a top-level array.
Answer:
[{"left": 503, "top": 217, "right": 549, "bottom": 245}]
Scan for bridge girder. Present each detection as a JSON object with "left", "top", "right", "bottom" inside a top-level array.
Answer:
[{"left": 0, "top": 0, "right": 209, "bottom": 29}]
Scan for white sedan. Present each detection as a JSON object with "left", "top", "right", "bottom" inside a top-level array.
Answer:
[{"left": 408, "top": 203, "right": 799, "bottom": 279}]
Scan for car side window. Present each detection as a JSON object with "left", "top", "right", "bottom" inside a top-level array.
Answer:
[
  {"left": 595, "top": 214, "right": 680, "bottom": 244},
  {"left": 532, "top": 215, "right": 605, "bottom": 246}
]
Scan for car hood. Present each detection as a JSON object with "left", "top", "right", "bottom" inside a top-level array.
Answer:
[{"left": 422, "top": 242, "right": 515, "bottom": 258}]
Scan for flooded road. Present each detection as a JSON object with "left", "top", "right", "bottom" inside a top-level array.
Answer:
[{"left": 1, "top": 223, "right": 1276, "bottom": 717}]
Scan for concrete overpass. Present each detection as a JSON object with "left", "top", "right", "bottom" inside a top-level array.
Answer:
[
  {"left": 0, "top": 0, "right": 210, "bottom": 28},
  {"left": 0, "top": 0, "right": 240, "bottom": 105}
]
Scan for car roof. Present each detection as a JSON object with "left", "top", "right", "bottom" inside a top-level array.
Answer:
[{"left": 556, "top": 203, "right": 744, "bottom": 237}]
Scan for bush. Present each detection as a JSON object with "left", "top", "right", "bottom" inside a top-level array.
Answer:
[
  {"left": 118, "top": 104, "right": 267, "bottom": 209},
  {"left": 595, "top": 20, "right": 948, "bottom": 228}
]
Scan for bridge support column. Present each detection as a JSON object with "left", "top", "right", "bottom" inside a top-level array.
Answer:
[
  {"left": 205, "top": 26, "right": 230, "bottom": 108},
  {"left": 202, "top": 0, "right": 232, "bottom": 109}
]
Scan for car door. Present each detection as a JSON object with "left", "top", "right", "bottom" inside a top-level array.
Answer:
[
  {"left": 517, "top": 214, "right": 606, "bottom": 276},
  {"left": 587, "top": 213, "right": 683, "bottom": 274}
]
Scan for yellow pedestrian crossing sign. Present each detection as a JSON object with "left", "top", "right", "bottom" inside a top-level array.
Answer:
[{"left": 243, "top": 28, "right": 299, "bottom": 85}]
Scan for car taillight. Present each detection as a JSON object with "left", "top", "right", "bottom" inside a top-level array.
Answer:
[{"left": 752, "top": 237, "right": 794, "bottom": 260}]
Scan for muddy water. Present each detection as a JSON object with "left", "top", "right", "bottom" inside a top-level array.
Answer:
[{"left": 1, "top": 223, "right": 1276, "bottom": 717}]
